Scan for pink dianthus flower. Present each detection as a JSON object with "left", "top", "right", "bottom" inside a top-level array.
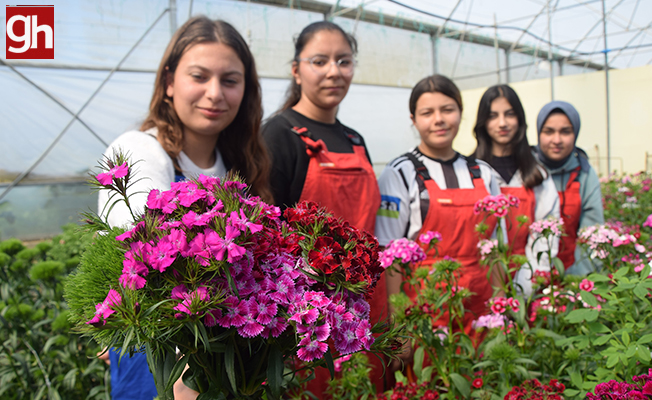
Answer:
[{"left": 96, "top": 162, "right": 128, "bottom": 186}]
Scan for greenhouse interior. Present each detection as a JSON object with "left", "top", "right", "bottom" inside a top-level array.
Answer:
[
  {"left": 2, "top": 2, "right": 652, "bottom": 398},
  {"left": 2, "top": 0, "right": 651, "bottom": 240}
]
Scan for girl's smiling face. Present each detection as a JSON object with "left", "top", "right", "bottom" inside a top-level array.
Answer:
[
  {"left": 166, "top": 42, "right": 245, "bottom": 141},
  {"left": 412, "top": 92, "right": 461, "bottom": 160},
  {"left": 486, "top": 97, "right": 519, "bottom": 156}
]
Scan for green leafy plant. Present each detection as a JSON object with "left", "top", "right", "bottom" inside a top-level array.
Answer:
[{"left": 0, "top": 225, "right": 107, "bottom": 400}]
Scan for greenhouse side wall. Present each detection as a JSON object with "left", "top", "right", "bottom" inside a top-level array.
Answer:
[{"left": 2, "top": 1, "right": 650, "bottom": 241}]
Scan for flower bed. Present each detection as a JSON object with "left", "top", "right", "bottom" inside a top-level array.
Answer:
[
  {"left": 327, "top": 176, "right": 652, "bottom": 400},
  {"left": 5, "top": 168, "right": 652, "bottom": 399}
]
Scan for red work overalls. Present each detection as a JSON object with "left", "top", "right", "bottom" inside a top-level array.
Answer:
[
  {"left": 557, "top": 168, "right": 582, "bottom": 268},
  {"left": 287, "top": 120, "right": 387, "bottom": 396},
  {"left": 406, "top": 154, "right": 499, "bottom": 335},
  {"left": 500, "top": 186, "right": 536, "bottom": 274}
]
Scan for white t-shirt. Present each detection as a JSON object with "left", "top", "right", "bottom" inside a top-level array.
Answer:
[
  {"left": 97, "top": 128, "right": 227, "bottom": 228},
  {"left": 375, "top": 148, "right": 501, "bottom": 247}
]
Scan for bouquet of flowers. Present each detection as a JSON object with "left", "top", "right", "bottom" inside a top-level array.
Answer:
[{"left": 64, "top": 152, "right": 398, "bottom": 400}]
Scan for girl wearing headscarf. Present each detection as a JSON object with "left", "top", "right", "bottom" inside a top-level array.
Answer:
[{"left": 534, "top": 101, "right": 604, "bottom": 275}]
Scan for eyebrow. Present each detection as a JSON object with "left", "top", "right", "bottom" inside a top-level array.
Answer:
[
  {"left": 221, "top": 70, "right": 244, "bottom": 77},
  {"left": 186, "top": 64, "right": 244, "bottom": 75},
  {"left": 418, "top": 103, "right": 456, "bottom": 111},
  {"left": 307, "top": 52, "right": 353, "bottom": 58}
]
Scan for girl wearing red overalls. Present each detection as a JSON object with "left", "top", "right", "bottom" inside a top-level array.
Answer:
[
  {"left": 376, "top": 75, "right": 504, "bottom": 369},
  {"left": 261, "top": 21, "right": 386, "bottom": 396},
  {"left": 471, "top": 85, "right": 560, "bottom": 297}
]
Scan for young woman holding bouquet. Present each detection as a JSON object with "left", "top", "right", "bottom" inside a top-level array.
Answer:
[
  {"left": 376, "top": 75, "right": 504, "bottom": 363},
  {"left": 261, "top": 21, "right": 387, "bottom": 395},
  {"left": 471, "top": 85, "right": 560, "bottom": 296},
  {"left": 98, "top": 16, "right": 271, "bottom": 400},
  {"left": 99, "top": 16, "right": 271, "bottom": 228}
]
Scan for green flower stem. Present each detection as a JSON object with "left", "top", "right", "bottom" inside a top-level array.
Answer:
[
  {"left": 246, "top": 344, "right": 269, "bottom": 393},
  {"left": 544, "top": 237, "right": 558, "bottom": 332},
  {"left": 495, "top": 222, "right": 515, "bottom": 295},
  {"left": 193, "top": 353, "right": 216, "bottom": 391},
  {"left": 23, "top": 339, "right": 52, "bottom": 392},
  {"left": 0, "top": 342, "right": 28, "bottom": 393},
  {"left": 232, "top": 337, "right": 247, "bottom": 393},
  {"left": 121, "top": 193, "right": 137, "bottom": 222}
]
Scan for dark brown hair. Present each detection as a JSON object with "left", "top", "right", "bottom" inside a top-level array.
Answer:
[
  {"left": 278, "top": 21, "right": 358, "bottom": 113},
  {"left": 409, "top": 74, "right": 463, "bottom": 116},
  {"left": 141, "top": 16, "right": 272, "bottom": 202},
  {"left": 472, "top": 84, "right": 544, "bottom": 188}
]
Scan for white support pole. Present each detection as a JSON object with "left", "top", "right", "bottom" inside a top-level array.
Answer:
[
  {"left": 169, "top": 0, "right": 177, "bottom": 36},
  {"left": 430, "top": 34, "right": 438, "bottom": 74},
  {"left": 494, "top": 14, "right": 501, "bottom": 84},
  {"left": 547, "top": 0, "right": 554, "bottom": 100},
  {"left": 505, "top": 49, "right": 510, "bottom": 83},
  {"left": 602, "top": 0, "right": 612, "bottom": 174}
]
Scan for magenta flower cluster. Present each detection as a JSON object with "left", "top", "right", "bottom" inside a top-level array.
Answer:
[
  {"left": 579, "top": 224, "right": 649, "bottom": 263},
  {"left": 378, "top": 233, "right": 437, "bottom": 269},
  {"left": 477, "top": 239, "right": 498, "bottom": 261},
  {"left": 96, "top": 162, "right": 128, "bottom": 186},
  {"left": 473, "top": 194, "right": 520, "bottom": 217},
  {"left": 488, "top": 296, "right": 520, "bottom": 314},
  {"left": 644, "top": 214, "right": 652, "bottom": 228},
  {"left": 587, "top": 369, "right": 652, "bottom": 399},
  {"left": 86, "top": 289, "right": 122, "bottom": 325},
  {"left": 471, "top": 313, "right": 505, "bottom": 330},
  {"left": 88, "top": 174, "right": 379, "bottom": 362}
]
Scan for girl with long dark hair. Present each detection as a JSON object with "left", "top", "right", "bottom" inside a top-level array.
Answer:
[
  {"left": 472, "top": 84, "right": 559, "bottom": 295},
  {"left": 262, "top": 21, "right": 387, "bottom": 396},
  {"left": 262, "top": 21, "right": 379, "bottom": 231}
]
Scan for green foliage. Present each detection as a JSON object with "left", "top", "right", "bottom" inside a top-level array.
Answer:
[
  {"left": 64, "top": 228, "right": 125, "bottom": 335},
  {"left": 389, "top": 256, "right": 478, "bottom": 399},
  {"left": 0, "top": 238, "right": 25, "bottom": 255},
  {"left": 29, "top": 261, "right": 65, "bottom": 281},
  {"left": 376, "top": 181, "right": 652, "bottom": 400},
  {"left": 0, "top": 252, "right": 10, "bottom": 267},
  {"left": 0, "top": 227, "right": 108, "bottom": 399},
  {"left": 51, "top": 310, "right": 71, "bottom": 332},
  {"left": 15, "top": 247, "right": 39, "bottom": 261},
  {"left": 327, "top": 353, "right": 376, "bottom": 400}
]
